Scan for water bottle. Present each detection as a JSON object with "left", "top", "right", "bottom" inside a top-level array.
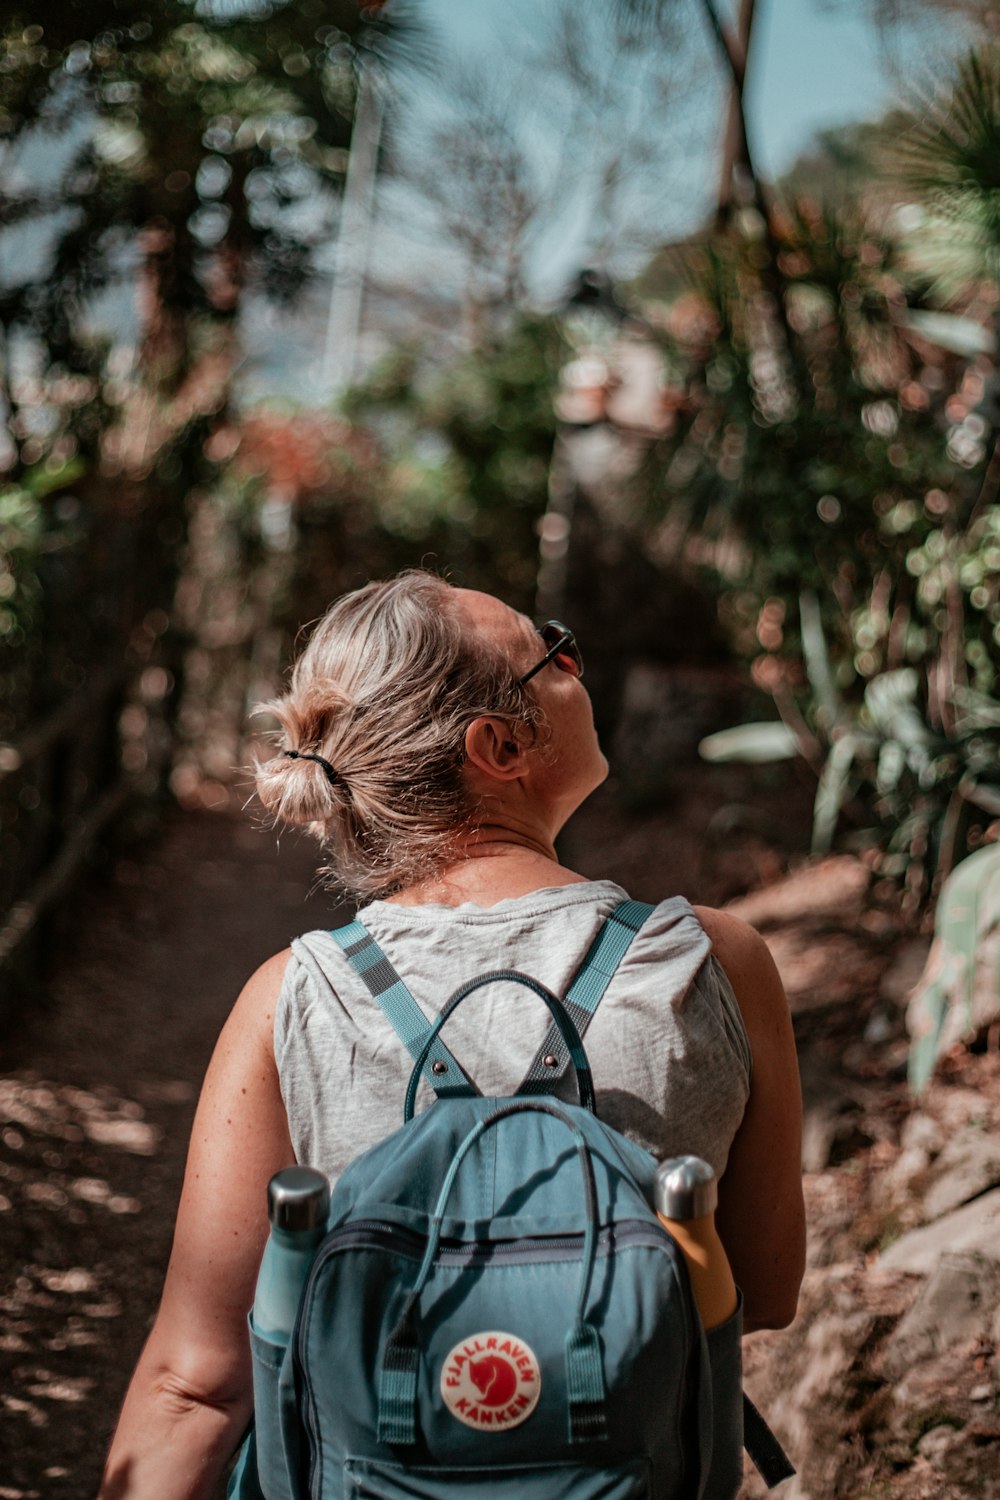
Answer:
[
  {"left": 654, "top": 1155, "right": 737, "bottom": 1331},
  {"left": 252, "top": 1166, "right": 330, "bottom": 1345}
]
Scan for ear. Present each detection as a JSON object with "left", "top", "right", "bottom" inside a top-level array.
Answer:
[{"left": 464, "top": 717, "right": 527, "bottom": 782}]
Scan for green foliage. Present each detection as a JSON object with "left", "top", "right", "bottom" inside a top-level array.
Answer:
[
  {"left": 699, "top": 721, "right": 799, "bottom": 763},
  {"left": 0, "top": 485, "right": 44, "bottom": 643},
  {"left": 0, "top": 9, "right": 433, "bottom": 971},
  {"left": 908, "top": 839, "right": 1000, "bottom": 1092},
  {"left": 341, "top": 315, "right": 564, "bottom": 611},
  {"left": 0, "top": 3, "right": 400, "bottom": 366},
  {"left": 648, "top": 59, "right": 1000, "bottom": 908},
  {"left": 0, "top": 3, "right": 408, "bottom": 741},
  {"left": 0, "top": 457, "right": 88, "bottom": 643},
  {"left": 643, "top": 198, "right": 957, "bottom": 618},
  {"left": 890, "top": 46, "right": 1000, "bottom": 300}
]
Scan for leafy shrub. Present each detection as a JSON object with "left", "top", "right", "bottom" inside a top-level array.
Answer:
[{"left": 638, "top": 78, "right": 1000, "bottom": 910}]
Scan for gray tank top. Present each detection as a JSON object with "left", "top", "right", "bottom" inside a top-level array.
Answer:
[{"left": 276, "top": 880, "right": 752, "bottom": 1185}]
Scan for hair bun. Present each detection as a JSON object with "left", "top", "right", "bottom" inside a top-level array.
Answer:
[{"left": 255, "top": 748, "right": 340, "bottom": 827}]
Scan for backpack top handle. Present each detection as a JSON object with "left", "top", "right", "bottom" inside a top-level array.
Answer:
[{"left": 403, "top": 971, "right": 596, "bottom": 1122}]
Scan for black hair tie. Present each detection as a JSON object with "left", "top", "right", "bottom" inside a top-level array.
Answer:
[{"left": 283, "top": 748, "right": 340, "bottom": 788}]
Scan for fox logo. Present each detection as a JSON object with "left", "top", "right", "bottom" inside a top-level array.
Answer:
[
  {"left": 468, "top": 1355, "right": 518, "bottom": 1408},
  {"left": 440, "top": 1331, "right": 541, "bottom": 1430}
]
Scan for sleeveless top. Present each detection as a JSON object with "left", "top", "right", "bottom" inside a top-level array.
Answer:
[{"left": 275, "top": 880, "right": 752, "bottom": 1186}]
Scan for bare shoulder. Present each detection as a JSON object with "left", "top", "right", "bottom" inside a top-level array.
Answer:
[
  {"left": 691, "top": 905, "right": 783, "bottom": 1008},
  {"left": 692, "top": 902, "right": 764, "bottom": 952},
  {"left": 240, "top": 946, "right": 294, "bottom": 1007},
  {"left": 691, "top": 903, "right": 794, "bottom": 1069},
  {"left": 217, "top": 946, "right": 295, "bottom": 1058}
]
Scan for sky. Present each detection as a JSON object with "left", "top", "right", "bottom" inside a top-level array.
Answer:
[
  {"left": 746, "top": 0, "right": 939, "bottom": 177},
  {"left": 343, "top": 0, "right": 963, "bottom": 354},
  {"left": 415, "top": 0, "right": 956, "bottom": 181}
]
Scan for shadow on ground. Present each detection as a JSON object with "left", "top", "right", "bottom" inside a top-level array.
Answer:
[{"left": 0, "top": 811, "right": 342, "bottom": 1500}]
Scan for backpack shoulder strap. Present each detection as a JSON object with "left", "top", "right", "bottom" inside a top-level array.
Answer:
[
  {"left": 518, "top": 898, "right": 655, "bottom": 1094},
  {"left": 743, "top": 1393, "right": 796, "bottom": 1488},
  {"left": 330, "top": 921, "right": 479, "bottom": 1100}
]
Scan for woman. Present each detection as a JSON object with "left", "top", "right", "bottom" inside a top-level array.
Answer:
[{"left": 99, "top": 571, "right": 805, "bottom": 1500}]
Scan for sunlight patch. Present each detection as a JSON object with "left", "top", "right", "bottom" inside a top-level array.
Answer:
[{"left": 0, "top": 1079, "right": 160, "bottom": 1155}]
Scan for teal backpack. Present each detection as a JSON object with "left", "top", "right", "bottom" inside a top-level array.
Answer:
[{"left": 231, "top": 900, "right": 793, "bottom": 1500}]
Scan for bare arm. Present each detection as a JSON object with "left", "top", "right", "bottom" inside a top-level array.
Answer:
[
  {"left": 98, "top": 950, "right": 295, "bottom": 1500},
  {"left": 693, "top": 906, "right": 805, "bottom": 1333}
]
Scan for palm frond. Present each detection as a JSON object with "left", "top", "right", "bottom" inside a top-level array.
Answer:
[
  {"left": 887, "top": 46, "right": 1000, "bottom": 296},
  {"left": 893, "top": 48, "right": 1000, "bottom": 197}
]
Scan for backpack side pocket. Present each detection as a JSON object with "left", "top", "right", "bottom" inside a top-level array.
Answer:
[{"left": 248, "top": 1317, "right": 306, "bottom": 1500}]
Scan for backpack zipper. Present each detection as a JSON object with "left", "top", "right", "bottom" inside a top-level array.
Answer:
[{"left": 307, "top": 1215, "right": 675, "bottom": 1268}]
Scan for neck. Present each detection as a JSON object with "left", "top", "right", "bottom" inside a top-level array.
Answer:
[
  {"left": 465, "top": 822, "right": 558, "bottom": 863},
  {"left": 386, "top": 826, "right": 586, "bottom": 908}
]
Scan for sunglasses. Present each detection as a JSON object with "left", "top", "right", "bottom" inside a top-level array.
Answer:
[{"left": 516, "top": 621, "right": 584, "bottom": 688}]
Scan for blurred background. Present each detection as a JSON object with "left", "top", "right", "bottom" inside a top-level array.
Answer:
[
  {"left": 2, "top": 2, "right": 1000, "bottom": 1495},
  {"left": 4, "top": 0, "right": 999, "bottom": 973}
]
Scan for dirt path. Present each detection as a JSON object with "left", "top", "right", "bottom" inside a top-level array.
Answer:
[{"left": 0, "top": 810, "right": 343, "bottom": 1500}]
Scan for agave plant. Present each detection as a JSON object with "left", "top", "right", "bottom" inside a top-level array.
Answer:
[
  {"left": 700, "top": 563, "right": 1000, "bottom": 914},
  {"left": 907, "top": 839, "right": 1000, "bottom": 1093},
  {"left": 890, "top": 47, "right": 1000, "bottom": 303}
]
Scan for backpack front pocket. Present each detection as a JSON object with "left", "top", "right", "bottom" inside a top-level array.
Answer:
[{"left": 343, "top": 1456, "right": 651, "bottom": 1500}]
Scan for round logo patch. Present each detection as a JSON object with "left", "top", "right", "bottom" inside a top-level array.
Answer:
[{"left": 440, "top": 1331, "right": 541, "bottom": 1430}]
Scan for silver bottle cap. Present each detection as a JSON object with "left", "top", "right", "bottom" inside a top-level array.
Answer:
[
  {"left": 653, "top": 1155, "right": 717, "bottom": 1221},
  {"left": 267, "top": 1166, "right": 330, "bottom": 1232}
]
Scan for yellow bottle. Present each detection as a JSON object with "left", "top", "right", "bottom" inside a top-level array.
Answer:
[{"left": 654, "top": 1155, "right": 737, "bottom": 1331}]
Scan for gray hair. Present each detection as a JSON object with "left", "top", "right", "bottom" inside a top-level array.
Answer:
[{"left": 254, "top": 572, "right": 544, "bottom": 900}]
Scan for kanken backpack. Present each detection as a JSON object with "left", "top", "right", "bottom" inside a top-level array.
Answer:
[{"left": 230, "top": 899, "right": 794, "bottom": 1500}]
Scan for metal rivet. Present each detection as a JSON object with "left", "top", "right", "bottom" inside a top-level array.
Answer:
[
  {"left": 543, "top": 1054, "right": 558, "bottom": 1069},
  {"left": 432, "top": 1060, "right": 448, "bottom": 1075}
]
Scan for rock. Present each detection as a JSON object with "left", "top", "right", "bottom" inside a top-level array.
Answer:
[
  {"left": 757, "top": 926, "right": 885, "bottom": 1013},
  {"left": 748, "top": 1307, "right": 877, "bottom": 1497},
  {"left": 885, "top": 1144, "right": 932, "bottom": 1201},
  {"left": 726, "top": 856, "right": 869, "bottom": 928},
  {"left": 738, "top": 1264, "right": 916, "bottom": 1498},
  {"left": 917, "top": 1423, "right": 960, "bottom": 1463},
  {"left": 900, "top": 1110, "right": 945, "bottom": 1157},
  {"left": 924, "top": 1133, "right": 1000, "bottom": 1220},
  {"left": 799, "top": 1056, "right": 873, "bottom": 1173},
  {"left": 722, "top": 856, "right": 890, "bottom": 1015},
  {"left": 801, "top": 1101, "right": 861, "bottom": 1176},
  {"left": 882, "top": 1253, "right": 998, "bottom": 1378},
  {"left": 863, "top": 1007, "right": 894, "bottom": 1044},
  {"left": 881, "top": 937, "right": 933, "bottom": 1005},
  {"left": 935, "top": 1086, "right": 999, "bottom": 1133},
  {"left": 879, "top": 1186, "right": 1000, "bottom": 1273},
  {"left": 884, "top": 1113, "right": 946, "bottom": 1202}
]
